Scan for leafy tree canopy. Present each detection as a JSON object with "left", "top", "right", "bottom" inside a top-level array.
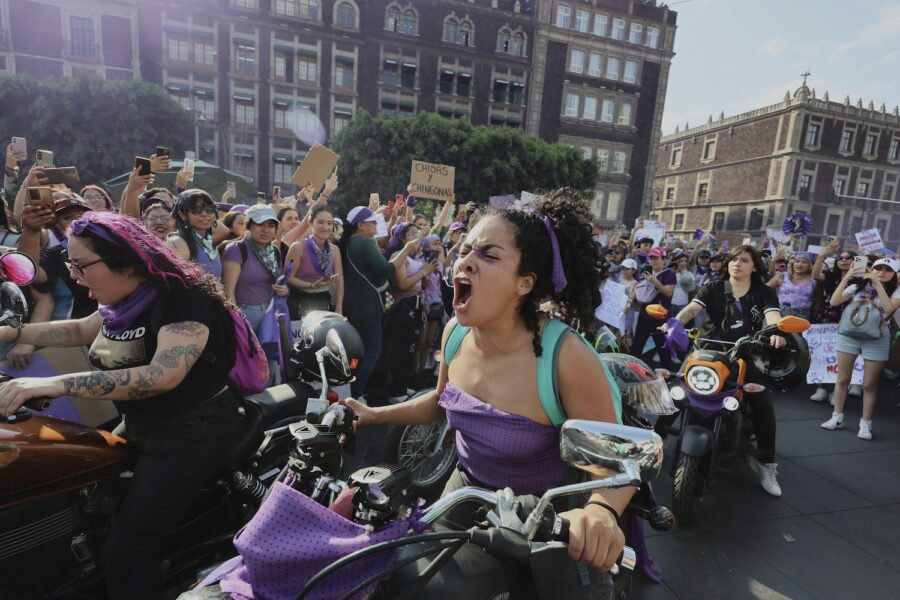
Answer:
[
  {"left": 0, "top": 74, "right": 193, "bottom": 187},
  {"left": 332, "top": 111, "right": 597, "bottom": 214}
]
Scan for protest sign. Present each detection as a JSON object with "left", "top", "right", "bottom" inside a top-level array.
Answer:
[
  {"left": 803, "top": 324, "right": 864, "bottom": 385},
  {"left": 410, "top": 160, "right": 455, "bottom": 202},
  {"left": 489, "top": 194, "right": 516, "bottom": 209},
  {"left": 634, "top": 227, "right": 666, "bottom": 247},
  {"left": 594, "top": 279, "right": 629, "bottom": 333},
  {"left": 520, "top": 191, "right": 537, "bottom": 204},
  {"left": 766, "top": 228, "right": 785, "bottom": 242},
  {"left": 806, "top": 244, "right": 823, "bottom": 256},
  {"left": 374, "top": 213, "right": 388, "bottom": 238},
  {"left": 855, "top": 229, "right": 883, "bottom": 254},
  {"left": 292, "top": 143, "right": 339, "bottom": 190}
]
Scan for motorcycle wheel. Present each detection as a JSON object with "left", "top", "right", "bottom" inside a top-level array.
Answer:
[
  {"left": 672, "top": 453, "right": 704, "bottom": 527},
  {"left": 383, "top": 421, "right": 457, "bottom": 500}
]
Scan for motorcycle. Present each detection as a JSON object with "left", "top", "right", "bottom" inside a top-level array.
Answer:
[
  {"left": 645, "top": 305, "right": 810, "bottom": 525},
  {"left": 0, "top": 302, "right": 363, "bottom": 599}
]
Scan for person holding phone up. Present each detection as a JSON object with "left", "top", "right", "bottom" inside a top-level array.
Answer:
[
  {"left": 284, "top": 204, "right": 344, "bottom": 319},
  {"left": 821, "top": 257, "right": 900, "bottom": 439}
]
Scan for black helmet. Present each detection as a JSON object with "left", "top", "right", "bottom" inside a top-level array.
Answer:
[
  {"left": 749, "top": 332, "right": 809, "bottom": 391},
  {"left": 289, "top": 311, "right": 364, "bottom": 385},
  {"left": 599, "top": 353, "right": 677, "bottom": 429}
]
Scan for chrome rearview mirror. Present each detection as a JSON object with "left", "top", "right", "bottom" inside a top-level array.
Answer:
[
  {"left": 0, "top": 251, "right": 36, "bottom": 286},
  {"left": 560, "top": 420, "right": 664, "bottom": 482},
  {"left": 0, "top": 281, "right": 29, "bottom": 327},
  {"left": 325, "top": 328, "right": 350, "bottom": 377}
]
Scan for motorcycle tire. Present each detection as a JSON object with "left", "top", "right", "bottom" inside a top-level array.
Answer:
[
  {"left": 383, "top": 421, "right": 457, "bottom": 500},
  {"left": 672, "top": 453, "right": 704, "bottom": 527}
]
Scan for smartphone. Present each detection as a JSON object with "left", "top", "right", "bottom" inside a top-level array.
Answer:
[
  {"left": 10, "top": 137, "right": 26, "bottom": 156},
  {"left": 273, "top": 185, "right": 281, "bottom": 197},
  {"left": 256, "top": 191, "right": 266, "bottom": 205},
  {"left": 852, "top": 256, "right": 868, "bottom": 270},
  {"left": 35, "top": 149, "right": 54, "bottom": 168},
  {"left": 183, "top": 157, "right": 196, "bottom": 180},
  {"left": 395, "top": 194, "right": 404, "bottom": 204},
  {"left": 154, "top": 146, "right": 170, "bottom": 158},
  {"left": 27, "top": 186, "right": 54, "bottom": 209},
  {"left": 42, "top": 166, "right": 80, "bottom": 185},
  {"left": 826, "top": 235, "right": 839, "bottom": 245},
  {"left": 227, "top": 181, "right": 236, "bottom": 194},
  {"left": 134, "top": 156, "right": 152, "bottom": 176}
]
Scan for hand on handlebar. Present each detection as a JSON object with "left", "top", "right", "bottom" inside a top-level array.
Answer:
[
  {"left": 0, "top": 377, "right": 62, "bottom": 417},
  {"left": 770, "top": 334, "right": 787, "bottom": 349},
  {"left": 559, "top": 505, "right": 625, "bottom": 572},
  {"left": 343, "top": 397, "right": 377, "bottom": 428}
]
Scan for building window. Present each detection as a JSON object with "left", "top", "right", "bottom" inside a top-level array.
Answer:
[
  {"left": 856, "top": 181, "right": 869, "bottom": 197},
  {"left": 883, "top": 184, "right": 895, "bottom": 200},
  {"left": 583, "top": 96, "right": 597, "bottom": 120},
  {"left": 273, "top": 161, "right": 293, "bottom": 186},
  {"left": 601, "top": 99, "right": 615, "bottom": 123},
  {"left": 334, "top": 111, "right": 352, "bottom": 136},
  {"left": 575, "top": 9, "right": 589, "bottom": 32},
  {"left": 233, "top": 0, "right": 258, "bottom": 7},
  {"left": 612, "top": 150, "right": 626, "bottom": 173},
  {"left": 443, "top": 18, "right": 457, "bottom": 43},
  {"left": 606, "top": 191, "right": 623, "bottom": 221},
  {"left": 628, "top": 23, "right": 643, "bottom": 44},
  {"left": 605, "top": 57, "right": 620, "bottom": 80},
  {"left": 511, "top": 33, "right": 525, "bottom": 56},
  {"left": 297, "top": 54, "right": 317, "bottom": 82},
  {"left": 670, "top": 146, "right": 682, "bottom": 167},
  {"left": 402, "top": 10, "right": 417, "bottom": 34},
  {"left": 172, "top": 93, "right": 192, "bottom": 111},
  {"left": 274, "top": 53, "right": 287, "bottom": 79},
  {"left": 623, "top": 60, "right": 638, "bottom": 84},
  {"left": 702, "top": 139, "right": 717, "bottom": 160},
  {"left": 580, "top": 146, "right": 592, "bottom": 160},
  {"left": 588, "top": 52, "right": 603, "bottom": 77},
  {"left": 70, "top": 16, "right": 96, "bottom": 58},
  {"left": 457, "top": 72, "right": 472, "bottom": 97},
  {"left": 335, "top": 1, "right": 356, "bottom": 28},
  {"left": 698, "top": 183, "right": 709, "bottom": 201},
  {"left": 274, "top": 105, "right": 289, "bottom": 129},
  {"left": 234, "top": 100, "right": 255, "bottom": 125},
  {"left": 497, "top": 28, "right": 511, "bottom": 53},
  {"left": 383, "top": 60, "right": 399, "bottom": 85},
  {"left": 335, "top": 59, "right": 354, "bottom": 88},
  {"left": 235, "top": 43, "right": 256, "bottom": 74},
  {"left": 674, "top": 214, "right": 684, "bottom": 231},
  {"left": 459, "top": 21, "right": 473, "bottom": 46},
  {"left": 400, "top": 62, "right": 416, "bottom": 88},
  {"left": 825, "top": 214, "right": 840, "bottom": 235},
  {"left": 863, "top": 133, "right": 877, "bottom": 156},
  {"left": 805, "top": 123, "right": 820, "bottom": 147},
  {"left": 555, "top": 6, "right": 571, "bottom": 29},
  {"left": 195, "top": 95, "right": 215, "bottom": 119},
  {"left": 611, "top": 18, "right": 626, "bottom": 40},
  {"left": 295, "top": 105, "right": 318, "bottom": 132},
  {"left": 597, "top": 149, "right": 609, "bottom": 171},
  {"left": 386, "top": 6, "right": 401, "bottom": 31},
  {"left": 833, "top": 178, "right": 846, "bottom": 195},
  {"left": 665, "top": 186, "right": 675, "bottom": 201},
  {"left": 564, "top": 93, "right": 579, "bottom": 117},
  {"left": 509, "top": 82, "right": 525, "bottom": 105},
  {"left": 168, "top": 37, "right": 190, "bottom": 62},
  {"left": 839, "top": 129, "right": 854, "bottom": 152},
  {"left": 712, "top": 211, "right": 725, "bottom": 231},
  {"left": 593, "top": 14, "right": 608, "bottom": 36},
  {"left": 876, "top": 217, "right": 889, "bottom": 232},
  {"left": 193, "top": 40, "right": 215, "bottom": 65},
  {"left": 646, "top": 26, "right": 659, "bottom": 48},
  {"left": 493, "top": 79, "right": 509, "bottom": 103},
  {"left": 617, "top": 102, "right": 632, "bottom": 125},
  {"left": 889, "top": 138, "right": 899, "bottom": 160},
  {"left": 569, "top": 49, "right": 585, "bottom": 74},
  {"left": 274, "top": 0, "right": 320, "bottom": 19},
  {"left": 799, "top": 173, "right": 812, "bottom": 190}
]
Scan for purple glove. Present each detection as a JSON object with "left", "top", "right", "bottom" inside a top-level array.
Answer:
[{"left": 405, "top": 194, "right": 417, "bottom": 208}]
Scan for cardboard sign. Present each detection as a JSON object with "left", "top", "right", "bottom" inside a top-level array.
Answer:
[
  {"left": 489, "top": 194, "right": 516, "bottom": 209},
  {"left": 292, "top": 144, "right": 340, "bottom": 190},
  {"left": 803, "top": 324, "right": 864, "bottom": 385},
  {"left": 410, "top": 160, "right": 455, "bottom": 202},
  {"left": 374, "top": 213, "right": 388, "bottom": 238},
  {"left": 594, "top": 279, "right": 629, "bottom": 333},
  {"left": 633, "top": 227, "right": 666, "bottom": 247},
  {"left": 855, "top": 229, "right": 883, "bottom": 254}
]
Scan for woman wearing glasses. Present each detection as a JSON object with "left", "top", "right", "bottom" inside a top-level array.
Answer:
[
  {"left": 142, "top": 202, "right": 176, "bottom": 240},
  {"left": 168, "top": 189, "right": 230, "bottom": 279}
]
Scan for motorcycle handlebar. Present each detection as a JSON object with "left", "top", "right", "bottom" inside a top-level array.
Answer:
[{"left": 24, "top": 398, "right": 52, "bottom": 411}]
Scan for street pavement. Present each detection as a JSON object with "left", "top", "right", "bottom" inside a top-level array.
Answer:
[{"left": 633, "top": 380, "right": 900, "bottom": 600}]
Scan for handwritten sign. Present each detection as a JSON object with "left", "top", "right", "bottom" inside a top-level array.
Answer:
[
  {"left": 634, "top": 227, "right": 666, "bottom": 247},
  {"left": 803, "top": 324, "right": 864, "bottom": 385},
  {"left": 766, "top": 228, "right": 785, "bottom": 242},
  {"left": 855, "top": 229, "right": 883, "bottom": 254},
  {"left": 410, "top": 160, "right": 455, "bottom": 202},
  {"left": 594, "top": 279, "right": 629, "bottom": 333}
]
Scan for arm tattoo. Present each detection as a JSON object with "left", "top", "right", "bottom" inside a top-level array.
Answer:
[
  {"left": 163, "top": 322, "right": 207, "bottom": 336},
  {"left": 35, "top": 327, "right": 72, "bottom": 346},
  {"left": 129, "top": 365, "right": 164, "bottom": 400},
  {"left": 154, "top": 344, "right": 204, "bottom": 372},
  {"left": 63, "top": 372, "right": 117, "bottom": 397}
]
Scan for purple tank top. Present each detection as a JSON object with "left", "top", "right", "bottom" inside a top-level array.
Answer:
[
  {"left": 294, "top": 239, "right": 334, "bottom": 283},
  {"left": 778, "top": 276, "right": 816, "bottom": 309},
  {"left": 438, "top": 382, "right": 567, "bottom": 495},
  {"left": 392, "top": 255, "right": 424, "bottom": 301}
]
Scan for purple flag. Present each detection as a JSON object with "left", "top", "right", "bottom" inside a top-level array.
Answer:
[{"left": 693, "top": 228, "right": 704, "bottom": 240}]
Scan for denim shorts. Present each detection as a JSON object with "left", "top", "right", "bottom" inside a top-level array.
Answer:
[{"left": 836, "top": 330, "right": 890, "bottom": 362}]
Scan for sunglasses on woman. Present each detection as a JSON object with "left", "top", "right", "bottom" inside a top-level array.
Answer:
[
  {"left": 838, "top": 255, "right": 853, "bottom": 260},
  {"left": 188, "top": 205, "right": 217, "bottom": 215}
]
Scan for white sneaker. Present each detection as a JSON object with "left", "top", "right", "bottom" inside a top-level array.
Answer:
[
  {"left": 821, "top": 413, "right": 844, "bottom": 430},
  {"left": 858, "top": 420, "right": 873, "bottom": 440},
  {"left": 809, "top": 388, "right": 828, "bottom": 402},
  {"left": 848, "top": 384, "right": 863, "bottom": 397},
  {"left": 749, "top": 458, "right": 782, "bottom": 497}
]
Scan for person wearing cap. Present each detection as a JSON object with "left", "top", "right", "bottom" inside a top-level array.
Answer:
[
  {"left": 340, "top": 205, "right": 421, "bottom": 399},
  {"left": 618, "top": 258, "right": 638, "bottom": 350},
  {"left": 222, "top": 204, "right": 288, "bottom": 382},
  {"left": 168, "top": 189, "right": 230, "bottom": 279},
  {"left": 671, "top": 251, "right": 696, "bottom": 317},
  {"left": 629, "top": 246, "right": 677, "bottom": 369},
  {"left": 690, "top": 248, "right": 712, "bottom": 278},
  {"left": 767, "top": 252, "right": 816, "bottom": 320},
  {"left": 821, "top": 257, "right": 900, "bottom": 440}
]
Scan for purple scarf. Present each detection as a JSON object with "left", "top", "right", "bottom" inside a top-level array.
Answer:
[
  {"left": 305, "top": 236, "right": 333, "bottom": 277},
  {"left": 98, "top": 282, "right": 160, "bottom": 335}
]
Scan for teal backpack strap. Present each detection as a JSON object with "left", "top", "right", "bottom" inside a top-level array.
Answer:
[
  {"left": 536, "top": 319, "right": 570, "bottom": 427},
  {"left": 443, "top": 321, "right": 470, "bottom": 366}
]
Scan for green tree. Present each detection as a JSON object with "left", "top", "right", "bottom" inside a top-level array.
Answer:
[
  {"left": 0, "top": 74, "right": 193, "bottom": 186},
  {"left": 332, "top": 111, "right": 596, "bottom": 214}
]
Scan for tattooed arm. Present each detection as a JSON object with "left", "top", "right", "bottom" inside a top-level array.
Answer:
[
  {"left": 0, "top": 312, "right": 103, "bottom": 348},
  {"left": 0, "top": 321, "right": 210, "bottom": 415}
]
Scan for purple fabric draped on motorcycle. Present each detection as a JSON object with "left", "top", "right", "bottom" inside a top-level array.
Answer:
[
  {"left": 197, "top": 478, "right": 425, "bottom": 600},
  {"left": 661, "top": 318, "right": 689, "bottom": 361},
  {"left": 683, "top": 388, "right": 742, "bottom": 418}
]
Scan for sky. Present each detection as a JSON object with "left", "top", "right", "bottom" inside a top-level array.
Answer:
[{"left": 661, "top": 0, "right": 900, "bottom": 133}]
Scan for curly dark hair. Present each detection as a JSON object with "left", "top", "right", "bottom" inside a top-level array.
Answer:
[{"left": 475, "top": 189, "right": 601, "bottom": 356}]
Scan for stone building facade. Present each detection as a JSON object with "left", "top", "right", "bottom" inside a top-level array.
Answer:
[{"left": 651, "top": 85, "right": 900, "bottom": 248}]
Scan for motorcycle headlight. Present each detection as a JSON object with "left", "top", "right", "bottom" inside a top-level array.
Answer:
[{"left": 686, "top": 366, "right": 720, "bottom": 394}]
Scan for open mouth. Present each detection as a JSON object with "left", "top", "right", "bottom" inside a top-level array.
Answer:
[{"left": 453, "top": 276, "right": 473, "bottom": 312}]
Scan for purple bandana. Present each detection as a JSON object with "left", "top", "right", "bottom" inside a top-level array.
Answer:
[
  {"left": 99, "top": 282, "right": 160, "bottom": 335},
  {"left": 540, "top": 215, "right": 568, "bottom": 293},
  {"left": 305, "top": 236, "right": 333, "bottom": 277},
  {"left": 69, "top": 219, "right": 123, "bottom": 248}
]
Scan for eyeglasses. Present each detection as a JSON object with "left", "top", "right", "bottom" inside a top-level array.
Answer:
[
  {"left": 188, "top": 205, "right": 217, "bottom": 215},
  {"left": 64, "top": 256, "right": 105, "bottom": 277},
  {"left": 82, "top": 194, "right": 104, "bottom": 202},
  {"left": 144, "top": 215, "right": 173, "bottom": 224}
]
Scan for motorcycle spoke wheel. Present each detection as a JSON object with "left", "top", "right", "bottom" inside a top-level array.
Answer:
[{"left": 398, "top": 423, "right": 456, "bottom": 487}]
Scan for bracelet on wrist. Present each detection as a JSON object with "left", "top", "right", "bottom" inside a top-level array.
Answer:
[
  {"left": 584, "top": 500, "right": 621, "bottom": 521},
  {"left": 11, "top": 324, "right": 23, "bottom": 344}
]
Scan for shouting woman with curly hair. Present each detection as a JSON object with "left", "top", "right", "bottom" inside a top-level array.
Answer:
[
  {"left": 347, "top": 190, "right": 628, "bottom": 599},
  {"left": 0, "top": 211, "right": 249, "bottom": 599}
]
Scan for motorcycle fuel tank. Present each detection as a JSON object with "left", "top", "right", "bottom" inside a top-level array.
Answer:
[{"left": 0, "top": 414, "right": 132, "bottom": 509}]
